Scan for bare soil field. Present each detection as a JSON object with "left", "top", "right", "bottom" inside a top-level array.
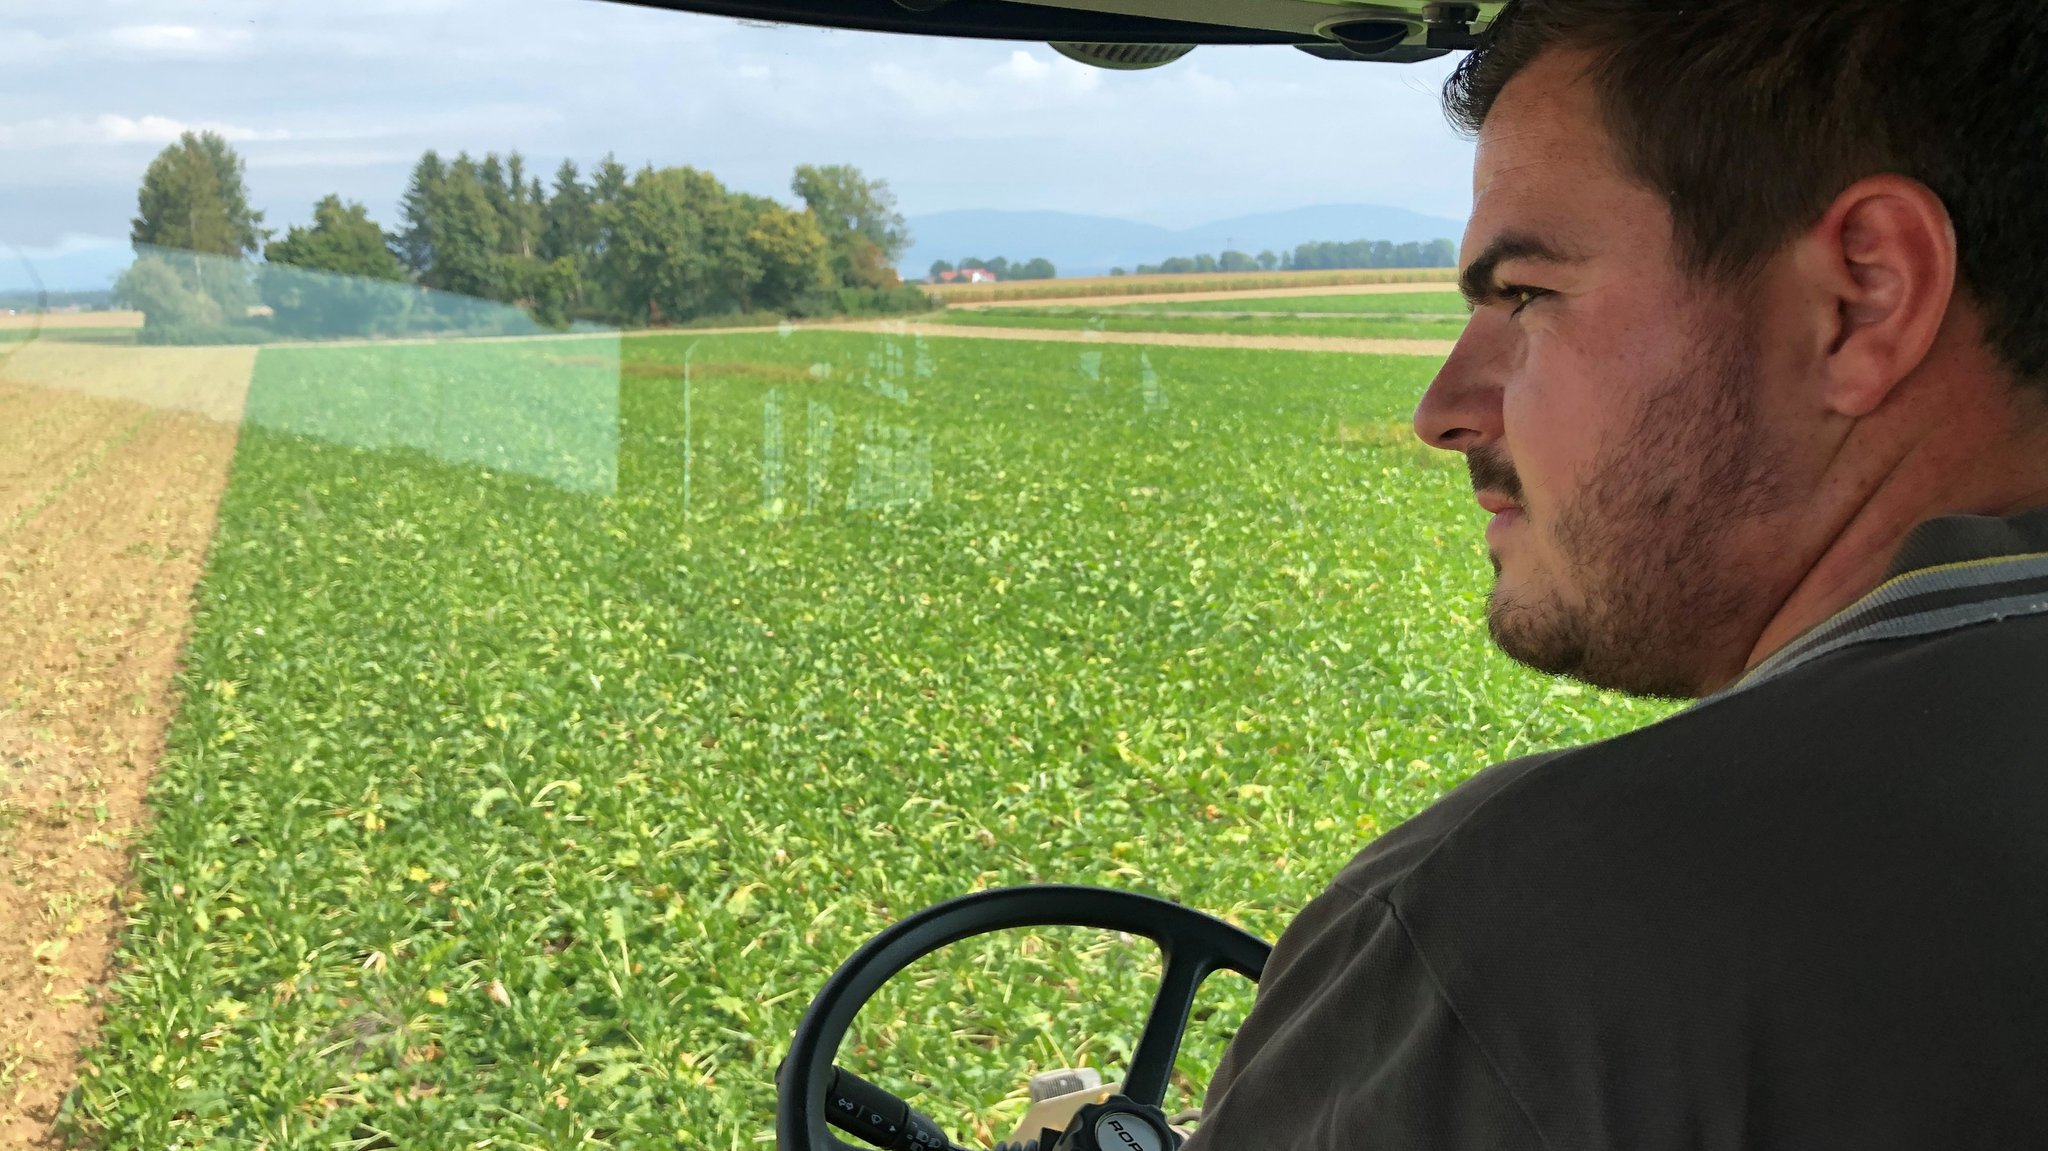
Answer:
[
  {"left": 0, "top": 314, "right": 143, "bottom": 332},
  {"left": 0, "top": 343, "right": 253, "bottom": 1146}
]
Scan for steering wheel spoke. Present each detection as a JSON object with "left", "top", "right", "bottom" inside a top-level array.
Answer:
[
  {"left": 777, "top": 885, "right": 1270, "bottom": 1151},
  {"left": 1122, "top": 946, "right": 1217, "bottom": 1108}
]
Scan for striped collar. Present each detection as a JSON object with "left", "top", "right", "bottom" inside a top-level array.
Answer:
[{"left": 1717, "top": 506, "right": 2048, "bottom": 698}]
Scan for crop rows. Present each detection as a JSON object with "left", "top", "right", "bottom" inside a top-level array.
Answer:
[{"left": 69, "top": 331, "right": 1667, "bottom": 1149}]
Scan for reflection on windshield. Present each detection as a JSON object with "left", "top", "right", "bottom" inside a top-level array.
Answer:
[{"left": 7, "top": 246, "right": 621, "bottom": 493}]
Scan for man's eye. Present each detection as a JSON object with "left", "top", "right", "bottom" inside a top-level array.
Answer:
[{"left": 1501, "top": 285, "right": 1550, "bottom": 316}]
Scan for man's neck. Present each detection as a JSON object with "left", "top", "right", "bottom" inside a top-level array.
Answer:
[{"left": 1742, "top": 407, "right": 2048, "bottom": 679}]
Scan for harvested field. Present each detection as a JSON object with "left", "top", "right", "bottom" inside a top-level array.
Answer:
[
  {"left": 923, "top": 267, "right": 1456, "bottom": 305},
  {"left": 0, "top": 314, "right": 143, "bottom": 333},
  {"left": 0, "top": 344, "right": 253, "bottom": 1146}
]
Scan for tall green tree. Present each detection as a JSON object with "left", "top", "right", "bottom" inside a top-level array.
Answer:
[
  {"left": 121, "top": 131, "right": 264, "bottom": 335},
  {"left": 790, "top": 164, "right": 909, "bottom": 289},
  {"left": 497, "top": 152, "right": 542, "bottom": 259},
  {"left": 131, "top": 131, "right": 265, "bottom": 258},
  {"left": 419, "top": 155, "right": 506, "bottom": 300},
  {"left": 538, "top": 160, "right": 598, "bottom": 318},
  {"left": 584, "top": 155, "right": 633, "bottom": 317},
  {"left": 590, "top": 155, "right": 631, "bottom": 209},
  {"left": 265, "top": 196, "right": 405, "bottom": 280},
  {"left": 747, "top": 205, "right": 833, "bottom": 312},
  {"left": 394, "top": 150, "right": 447, "bottom": 276},
  {"left": 479, "top": 153, "right": 511, "bottom": 237},
  {"left": 262, "top": 195, "right": 409, "bottom": 335},
  {"left": 540, "top": 160, "right": 593, "bottom": 265},
  {"left": 607, "top": 165, "right": 719, "bottom": 325}
]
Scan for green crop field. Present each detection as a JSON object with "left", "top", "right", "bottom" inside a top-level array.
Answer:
[
  {"left": 1086, "top": 291, "right": 1467, "bottom": 315},
  {"left": 68, "top": 331, "right": 1669, "bottom": 1149},
  {"left": 927, "top": 309, "right": 1467, "bottom": 342}
]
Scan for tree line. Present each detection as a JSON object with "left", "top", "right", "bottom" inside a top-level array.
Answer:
[
  {"left": 1114, "top": 237, "right": 1457, "bottom": 277},
  {"left": 115, "top": 131, "right": 929, "bottom": 341},
  {"left": 925, "top": 256, "right": 1057, "bottom": 281}
]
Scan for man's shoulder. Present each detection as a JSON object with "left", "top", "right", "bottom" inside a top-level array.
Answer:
[
  {"left": 1320, "top": 687, "right": 1748, "bottom": 905},
  {"left": 1323, "top": 748, "right": 1568, "bottom": 903},
  {"left": 1333, "top": 610, "right": 2048, "bottom": 908}
]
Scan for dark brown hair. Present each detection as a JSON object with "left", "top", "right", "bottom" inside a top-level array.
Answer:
[{"left": 1444, "top": 0, "right": 2048, "bottom": 387}]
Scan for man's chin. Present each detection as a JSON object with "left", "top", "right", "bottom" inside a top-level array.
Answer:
[
  {"left": 1486, "top": 584, "right": 1587, "bottom": 681},
  {"left": 1487, "top": 583, "right": 1713, "bottom": 700}
]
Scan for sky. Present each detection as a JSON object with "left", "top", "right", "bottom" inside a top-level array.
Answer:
[{"left": 0, "top": 0, "right": 1478, "bottom": 262}]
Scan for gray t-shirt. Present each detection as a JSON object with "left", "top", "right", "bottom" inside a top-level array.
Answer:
[{"left": 1183, "top": 509, "right": 2048, "bottom": 1150}]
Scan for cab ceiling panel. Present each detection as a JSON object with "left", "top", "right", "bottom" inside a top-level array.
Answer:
[
  {"left": 597, "top": 0, "right": 1500, "bottom": 56},
  {"left": 602, "top": 0, "right": 1302, "bottom": 42}
]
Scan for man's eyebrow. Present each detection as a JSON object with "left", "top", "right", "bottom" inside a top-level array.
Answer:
[{"left": 1458, "top": 233, "right": 1577, "bottom": 309}]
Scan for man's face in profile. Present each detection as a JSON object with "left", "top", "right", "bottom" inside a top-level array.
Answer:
[{"left": 1414, "top": 49, "right": 1809, "bottom": 699}]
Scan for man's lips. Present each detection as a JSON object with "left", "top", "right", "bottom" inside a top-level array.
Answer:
[{"left": 1476, "top": 492, "right": 1521, "bottom": 516}]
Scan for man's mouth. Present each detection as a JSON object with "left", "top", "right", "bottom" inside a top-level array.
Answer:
[{"left": 1475, "top": 491, "right": 1521, "bottom": 516}]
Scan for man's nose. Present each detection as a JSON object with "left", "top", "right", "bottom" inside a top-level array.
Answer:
[{"left": 1413, "top": 322, "right": 1507, "bottom": 453}]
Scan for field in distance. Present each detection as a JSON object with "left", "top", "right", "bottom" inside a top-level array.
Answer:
[
  {"left": 923, "top": 266, "right": 1457, "bottom": 305},
  {"left": 930, "top": 288, "right": 1469, "bottom": 341}
]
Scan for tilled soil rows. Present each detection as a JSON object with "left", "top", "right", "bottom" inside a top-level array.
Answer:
[{"left": 0, "top": 343, "right": 253, "bottom": 1146}]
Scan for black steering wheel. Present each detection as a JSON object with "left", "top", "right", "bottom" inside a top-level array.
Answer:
[{"left": 776, "top": 885, "right": 1272, "bottom": 1151}]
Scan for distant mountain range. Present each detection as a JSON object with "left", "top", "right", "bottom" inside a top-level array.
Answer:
[
  {"left": 900, "top": 203, "right": 1467, "bottom": 279},
  {"left": 1, "top": 241, "right": 133, "bottom": 295},
  {"left": 6, "top": 203, "right": 1468, "bottom": 294}
]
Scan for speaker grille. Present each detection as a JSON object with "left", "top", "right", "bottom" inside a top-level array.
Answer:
[{"left": 1048, "top": 42, "right": 1197, "bottom": 70}]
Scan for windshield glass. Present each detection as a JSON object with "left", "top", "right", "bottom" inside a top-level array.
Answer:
[{"left": 1, "top": 5, "right": 1671, "bottom": 1145}]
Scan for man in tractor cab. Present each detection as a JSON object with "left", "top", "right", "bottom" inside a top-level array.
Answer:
[{"left": 1182, "top": 1, "right": 2048, "bottom": 1147}]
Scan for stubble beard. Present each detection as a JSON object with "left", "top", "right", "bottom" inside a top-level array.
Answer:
[{"left": 1481, "top": 320, "right": 1790, "bottom": 699}]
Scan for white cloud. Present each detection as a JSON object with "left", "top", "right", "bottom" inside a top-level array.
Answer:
[
  {"left": 97, "top": 114, "right": 290, "bottom": 145},
  {"left": 992, "top": 49, "right": 1050, "bottom": 83},
  {"left": 736, "top": 64, "right": 772, "bottom": 81},
  {"left": 0, "top": 114, "right": 291, "bottom": 149},
  {"left": 9, "top": 232, "right": 126, "bottom": 260},
  {"left": 988, "top": 49, "right": 1101, "bottom": 96},
  {"left": 103, "top": 24, "right": 253, "bottom": 57}
]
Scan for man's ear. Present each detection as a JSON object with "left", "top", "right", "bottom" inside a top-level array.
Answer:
[{"left": 1799, "top": 174, "right": 1957, "bottom": 419}]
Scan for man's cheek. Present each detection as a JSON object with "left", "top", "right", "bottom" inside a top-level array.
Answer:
[{"left": 1499, "top": 390, "right": 1559, "bottom": 516}]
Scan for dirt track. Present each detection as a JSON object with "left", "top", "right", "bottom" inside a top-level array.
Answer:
[
  {"left": 0, "top": 343, "right": 253, "bottom": 1146},
  {"left": 0, "top": 313, "right": 143, "bottom": 332}
]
